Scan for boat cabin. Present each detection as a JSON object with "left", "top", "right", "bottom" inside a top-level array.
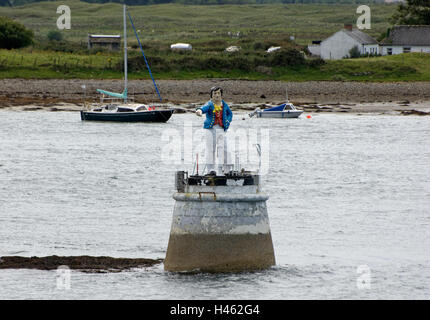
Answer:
[{"left": 263, "top": 103, "right": 298, "bottom": 112}]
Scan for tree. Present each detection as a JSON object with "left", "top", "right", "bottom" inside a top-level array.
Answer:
[
  {"left": 269, "top": 48, "right": 306, "bottom": 67},
  {"left": 348, "top": 45, "right": 361, "bottom": 58},
  {"left": 47, "top": 30, "right": 63, "bottom": 41},
  {"left": 0, "top": 17, "right": 34, "bottom": 49},
  {"left": 391, "top": 0, "right": 430, "bottom": 25}
]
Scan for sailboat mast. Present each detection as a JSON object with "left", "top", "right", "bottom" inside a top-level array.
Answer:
[{"left": 123, "top": 4, "right": 127, "bottom": 103}]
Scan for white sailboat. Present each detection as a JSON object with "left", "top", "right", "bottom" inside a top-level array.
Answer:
[{"left": 80, "top": 5, "right": 174, "bottom": 122}]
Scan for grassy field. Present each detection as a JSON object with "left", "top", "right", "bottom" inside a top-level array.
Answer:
[
  {"left": 2, "top": 1, "right": 396, "bottom": 45},
  {"left": 2, "top": 1, "right": 429, "bottom": 81},
  {"left": 1, "top": 48, "right": 429, "bottom": 81}
]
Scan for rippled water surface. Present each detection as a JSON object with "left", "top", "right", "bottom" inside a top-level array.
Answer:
[{"left": 0, "top": 111, "right": 429, "bottom": 299}]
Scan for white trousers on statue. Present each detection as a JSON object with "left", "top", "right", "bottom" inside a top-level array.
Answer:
[{"left": 205, "top": 125, "right": 230, "bottom": 174}]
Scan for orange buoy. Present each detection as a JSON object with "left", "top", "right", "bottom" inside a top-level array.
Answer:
[{"left": 306, "top": 115, "right": 312, "bottom": 119}]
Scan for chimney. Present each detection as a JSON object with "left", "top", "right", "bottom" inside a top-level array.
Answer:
[{"left": 344, "top": 24, "right": 353, "bottom": 31}]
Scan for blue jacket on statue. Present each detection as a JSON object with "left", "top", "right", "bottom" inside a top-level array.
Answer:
[{"left": 197, "top": 100, "right": 233, "bottom": 132}]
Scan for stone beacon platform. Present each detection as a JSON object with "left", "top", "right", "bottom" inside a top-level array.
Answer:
[{"left": 164, "top": 171, "right": 276, "bottom": 273}]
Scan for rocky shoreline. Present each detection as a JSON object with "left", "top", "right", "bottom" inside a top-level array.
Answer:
[
  {"left": 0, "top": 255, "right": 163, "bottom": 273},
  {"left": 0, "top": 79, "right": 429, "bottom": 114}
]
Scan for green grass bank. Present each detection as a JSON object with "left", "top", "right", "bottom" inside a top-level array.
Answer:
[
  {"left": 1, "top": 48, "right": 429, "bottom": 81},
  {"left": 1, "top": 1, "right": 429, "bottom": 81}
]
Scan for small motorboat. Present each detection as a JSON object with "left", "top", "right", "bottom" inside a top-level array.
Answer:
[
  {"left": 249, "top": 88, "right": 303, "bottom": 119},
  {"left": 249, "top": 102, "right": 303, "bottom": 118}
]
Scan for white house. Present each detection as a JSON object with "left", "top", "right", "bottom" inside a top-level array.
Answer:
[
  {"left": 308, "top": 25, "right": 378, "bottom": 60},
  {"left": 380, "top": 26, "right": 430, "bottom": 55}
]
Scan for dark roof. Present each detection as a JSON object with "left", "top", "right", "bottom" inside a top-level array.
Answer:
[
  {"left": 381, "top": 26, "right": 430, "bottom": 46},
  {"left": 343, "top": 29, "right": 378, "bottom": 45}
]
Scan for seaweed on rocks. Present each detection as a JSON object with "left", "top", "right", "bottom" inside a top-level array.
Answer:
[{"left": 0, "top": 255, "right": 163, "bottom": 273}]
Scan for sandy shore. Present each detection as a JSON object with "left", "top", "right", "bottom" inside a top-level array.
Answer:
[{"left": 0, "top": 79, "right": 429, "bottom": 114}]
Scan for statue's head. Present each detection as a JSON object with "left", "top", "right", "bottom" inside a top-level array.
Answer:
[{"left": 210, "top": 86, "right": 223, "bottom": 102}]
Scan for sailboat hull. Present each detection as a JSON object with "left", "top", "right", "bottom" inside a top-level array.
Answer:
[{"left": 80, "top": 109, "right": 174, "bottom": 122}]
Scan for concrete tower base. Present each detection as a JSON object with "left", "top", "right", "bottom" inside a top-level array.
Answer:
[{"left": 164, "top": 173, "right": 276, "bottom": 273}]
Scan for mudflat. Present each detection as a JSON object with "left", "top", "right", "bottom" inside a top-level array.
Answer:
[{"left": 0, "top": 79, "right": 429, "bottom": 114}]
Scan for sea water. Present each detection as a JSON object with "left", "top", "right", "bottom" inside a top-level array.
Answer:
[{"left": 0, "top": 111, "right": 429, "bottom": 299}]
